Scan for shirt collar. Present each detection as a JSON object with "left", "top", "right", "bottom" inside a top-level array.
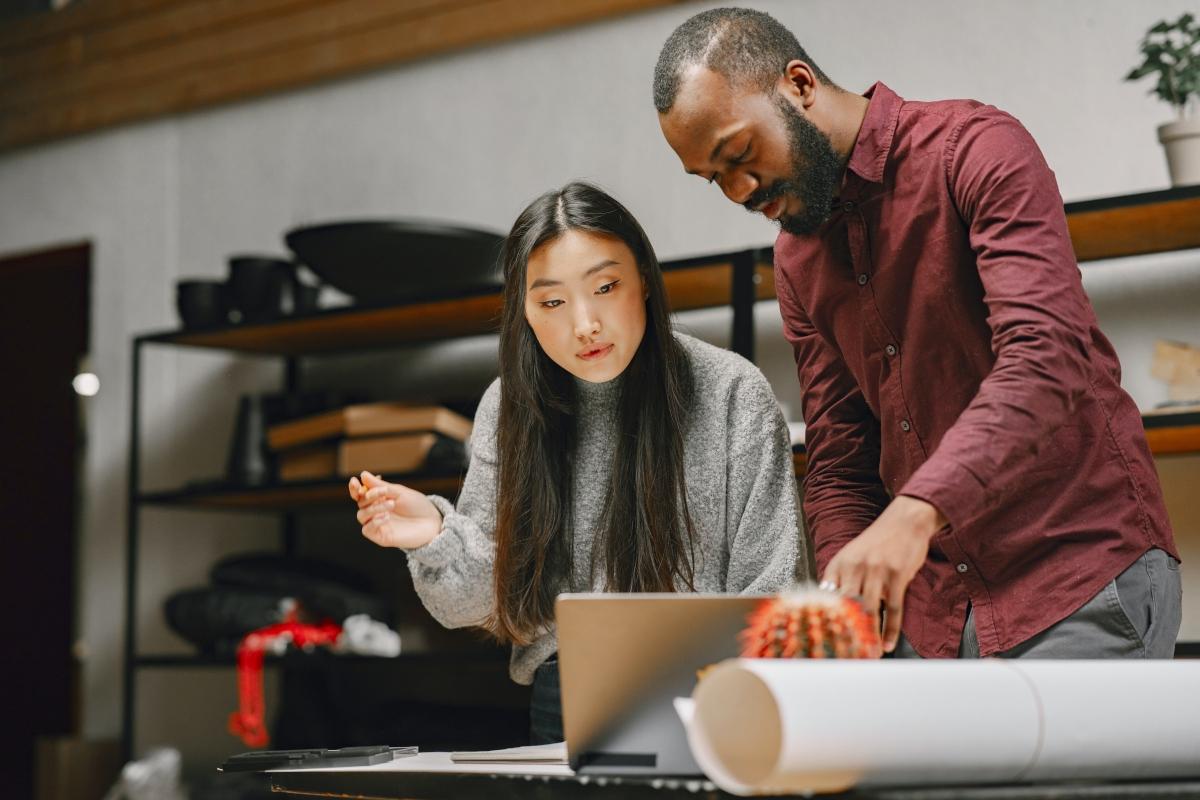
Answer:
[{"left": 845, "top": 81, "right": 903, "bottom": 186}]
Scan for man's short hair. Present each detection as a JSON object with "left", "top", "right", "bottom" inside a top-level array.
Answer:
[{"left": 653, "top": 7, "right": 832, "bottom": 113}]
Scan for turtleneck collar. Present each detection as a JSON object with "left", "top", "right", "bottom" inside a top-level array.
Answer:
[{"left": 573, "top": 371, "right": 623, "bottom": 410}]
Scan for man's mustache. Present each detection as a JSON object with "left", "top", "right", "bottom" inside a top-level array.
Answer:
[{"left": 744, "top": 180, "right": 797, "bottom": 213}]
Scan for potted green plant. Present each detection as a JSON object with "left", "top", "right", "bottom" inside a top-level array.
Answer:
[{"left": 1126, "top": 13, "right": 1200, "bottom": 186}]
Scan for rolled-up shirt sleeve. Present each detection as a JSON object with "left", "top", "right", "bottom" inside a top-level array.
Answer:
[{"left": 899, "top": 109, "right": 1093, "bottom": 531}]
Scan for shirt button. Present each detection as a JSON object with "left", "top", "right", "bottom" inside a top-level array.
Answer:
[
  {"left": 885, "top": 344, "right": 898, "bottom": 357},
  {"left": 900, "top": 420, "right": 911, "bottom": 432},
  {"left": 956, "top": 563, "right": 969, "bottom": 574},
  {"left": 856, "top": 273, "right": 869, "bottom": 286},
  {"left": 843, "top": 201, "right": 855, "bottom": 212}
]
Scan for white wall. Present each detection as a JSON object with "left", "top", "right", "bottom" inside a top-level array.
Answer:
[{"left": 2, "top": 0, "right": 1198, "bottom": 770}]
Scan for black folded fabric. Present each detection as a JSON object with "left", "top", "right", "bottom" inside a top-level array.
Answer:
[
  {"left": 211, "top": 553, "right": 388, "bottom": 624},
  {"left": 164, "top": 586, "right": 288, "bottom": 654}
]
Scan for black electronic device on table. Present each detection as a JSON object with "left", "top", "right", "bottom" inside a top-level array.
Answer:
[{"left": 220, "top": 745, "right": 417, "bottom": 772}]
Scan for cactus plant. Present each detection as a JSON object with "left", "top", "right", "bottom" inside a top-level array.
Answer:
[{"left": 740, "top": 585, "right": 882, "bottom": 659}]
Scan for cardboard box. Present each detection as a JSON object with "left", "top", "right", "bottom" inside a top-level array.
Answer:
[
  {"left": 278, "top": 432, "right": 445, "bottom": 482},
  {"left": 267, "top": 403, "right": 472, "bottom": 451},
  {"left": 35, "top": 737, "right": 121, "bottom": 800}
]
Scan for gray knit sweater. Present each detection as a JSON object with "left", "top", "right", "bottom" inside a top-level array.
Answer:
[{"left": 405, "top": 332, "right": 811, "bottom": 684}]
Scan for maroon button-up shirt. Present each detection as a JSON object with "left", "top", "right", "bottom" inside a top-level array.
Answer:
[{"left": 775, "top": 82, "right": 1178, "bottom": 657}]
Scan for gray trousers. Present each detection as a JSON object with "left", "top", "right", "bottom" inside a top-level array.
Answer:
[{"left": 895, "top": 548, "right": 1183, "bottom": 659}]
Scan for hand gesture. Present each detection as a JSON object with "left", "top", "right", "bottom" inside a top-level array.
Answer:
[
  {"left": 349, "top": 471, "right": 443, "bottom": 550},
  {"left": 820, "top": 496, "right": 947, "bottom": 652}
]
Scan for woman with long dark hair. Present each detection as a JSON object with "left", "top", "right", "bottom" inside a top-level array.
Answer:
[{"left": 350, "top": 182, "right": 810, "bottom": 743}]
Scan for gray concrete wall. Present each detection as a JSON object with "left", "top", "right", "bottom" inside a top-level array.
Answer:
[{"left": 1, "top": 0, "right": 1198, "bottom": 771}]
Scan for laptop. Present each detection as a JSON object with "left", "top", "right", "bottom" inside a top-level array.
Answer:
[{"left": 554, "top": 593, "right": 765, "bottom": 776}]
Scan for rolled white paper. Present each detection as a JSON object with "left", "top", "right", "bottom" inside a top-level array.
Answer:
[{"left": 677, "top": 659, "right": 1200, "bottom": 795}]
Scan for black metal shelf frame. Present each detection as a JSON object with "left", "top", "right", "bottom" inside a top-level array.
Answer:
[{"left": 120, "top": 247, "right": 766, "bottom": 763}]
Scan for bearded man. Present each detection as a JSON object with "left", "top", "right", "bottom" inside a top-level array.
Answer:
[{"left": 654, "top": 7, "right": 1181, "bottom": 658}]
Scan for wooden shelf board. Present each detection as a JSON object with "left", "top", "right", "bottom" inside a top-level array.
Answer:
[
  {"left": 143, "top": 255, "right": 775, "bottom": 356},
  {"left": 134, "top": 651, "right": 507, "bottom": 668},
  {"left": 136, "top": 422, "right": 1200, "bottom": 514},
  {"left": 139, "top": 185, "right": 1200, "bottom": 358},
  {"left": 142, "top": 451, "right": 804, "bottom": 512},
  {"left": 792, "top": 449, "right": 807, "bottom": 477},
  {"left": 1146, "top": 424, "right": 1200, "bottom": 457},
  {"left": 1174, "top": 641, "right": 1200, "bottom": 659},
  {"left": 1064, "top": 185, "right": 1200, "bottom": 263},
  {"left": 140, "top": 473, "right": 464, "bottom": 510},
  {"left": 154, "top": 292, "right": 504, "bottom": 356}
]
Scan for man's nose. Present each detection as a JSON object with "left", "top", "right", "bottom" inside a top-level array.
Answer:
[{"left": 720, "top": 170, "right": 759, "bottom": 206}]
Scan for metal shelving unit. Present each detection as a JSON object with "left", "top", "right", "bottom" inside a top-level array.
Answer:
[{"left": 120, "top": 247, "right": 772, "bottom": 762}]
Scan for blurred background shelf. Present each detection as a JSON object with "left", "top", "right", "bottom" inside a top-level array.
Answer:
[
  {"left": 139, "top": 474, "right": 465, "bottom": 511},
  {"left": 133, "top": 651, "right": 508, "bottom": 669},
  {"left": 138, "top": 186, "right": 1200, "bottom": 358},
  {"left": 1064, "top": 185, "right": 1200, "bottom": 263},
  {"left": 1143, "top": 410, "right": 1200, "bottom": 456},
  {"left": 132, "top": 410, "right": 1200, "bottom": 518},
  {"left": 141, "top": 250, "right": 776, "bottom": 356}
]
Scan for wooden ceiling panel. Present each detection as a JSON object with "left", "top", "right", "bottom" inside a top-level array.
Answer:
[{"left": 0, "top": 0, "right": 686, "bottom": 152}]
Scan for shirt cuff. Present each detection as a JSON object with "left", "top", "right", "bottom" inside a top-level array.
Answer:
[
  {"left": 898, "top": 458, "right": 989, "bottom": 534},
  {"left": 401, "top": 494, "right": 459, "bottom": 568}
]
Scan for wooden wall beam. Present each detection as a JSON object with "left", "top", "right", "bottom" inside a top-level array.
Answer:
[{"left": 0, "top": 0, "right": 687, "bottom": 152}]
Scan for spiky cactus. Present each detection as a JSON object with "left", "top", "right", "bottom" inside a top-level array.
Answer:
[{"left": 739, "top": 586, "right": 882, "bottom": 659}]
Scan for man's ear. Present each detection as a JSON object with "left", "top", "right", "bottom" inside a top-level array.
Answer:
[{"left": 780, "top": 60, "right": 819, "bottom": 109}]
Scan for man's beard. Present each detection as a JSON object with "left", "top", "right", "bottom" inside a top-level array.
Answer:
[{"left": 745, "top": 94, "right": 843, "bottom": 236}]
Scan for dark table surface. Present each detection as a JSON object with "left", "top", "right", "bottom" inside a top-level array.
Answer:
[{"left": 270, "top": 768, "right": 1200, "bottom": 799}]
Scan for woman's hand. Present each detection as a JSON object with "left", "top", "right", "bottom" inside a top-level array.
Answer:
[{"left": 348, "top": 471, "right": 443, "bottom": 550}]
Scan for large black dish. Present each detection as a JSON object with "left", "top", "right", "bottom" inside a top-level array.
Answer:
[{"left": 284, "top": 220, "right": 504, "bottom": 305}]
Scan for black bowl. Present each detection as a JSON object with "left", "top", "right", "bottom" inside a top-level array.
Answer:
[
  {"left": 284, "top": 220, "right": 504, "bottom": 306},
  {"left": 227, "top": 256, "right": 293, "bottom": 322},
  {"left": 176, "top": 279, "right": 230, "bottom": 329}
]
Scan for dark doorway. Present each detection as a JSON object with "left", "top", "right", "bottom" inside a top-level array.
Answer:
[{"left": 0, "top": 242, "right": 90, "bottom": 799}]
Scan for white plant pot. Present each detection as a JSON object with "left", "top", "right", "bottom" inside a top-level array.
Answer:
[{"left": 1157, "top": 118, "right": 1200, "bottom": 187}]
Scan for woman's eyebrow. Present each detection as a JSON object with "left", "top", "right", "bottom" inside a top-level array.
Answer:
[{"left": 529, "top": 259, "right": 620, "bottom": 290}]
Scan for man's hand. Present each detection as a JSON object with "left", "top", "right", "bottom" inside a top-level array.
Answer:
[{"left": 820, "top": 496, "right": 947, "bottom": 652}]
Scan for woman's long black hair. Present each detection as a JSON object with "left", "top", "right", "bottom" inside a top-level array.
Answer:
[{"left": 491, "top": 181, "right": 696, "bottom": 645}]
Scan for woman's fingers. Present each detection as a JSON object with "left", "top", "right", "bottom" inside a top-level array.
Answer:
[
  {"left": 355, "top": 499, "right": 394, "bottom": 525},
  {"left": 360, "top": 479, "right": 409, "bottom": 506},
  {"left": 361, "top": 517, "right": 388, "bottom": 546}
]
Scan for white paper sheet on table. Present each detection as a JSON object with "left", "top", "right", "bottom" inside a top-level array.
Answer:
[
  {"left": 270, "top": 750, "right": 574, "bottom": 776},
  {"left": 675, "top": 659, "right": 1200, "bottom": 796},
  {"left": 450, "top": 741, "right": 568, "bottom": 764}
]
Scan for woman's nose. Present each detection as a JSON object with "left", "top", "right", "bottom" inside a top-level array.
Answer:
[{"left": 573, "top": 304, "right": 600, "bottom": 339}]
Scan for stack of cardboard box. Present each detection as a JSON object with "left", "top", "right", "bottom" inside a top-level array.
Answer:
[{"left": 268, "top": 403, "right": 472, "bottom": 482}]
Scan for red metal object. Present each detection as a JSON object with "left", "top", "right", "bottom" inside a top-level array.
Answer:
[{"left": 228, "top": 611, "right": 342, "bottom": 747}]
